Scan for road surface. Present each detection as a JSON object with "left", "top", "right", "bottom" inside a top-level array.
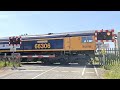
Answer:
[{"left": 0, "top": 64, "right": 106, "bottom": 79}]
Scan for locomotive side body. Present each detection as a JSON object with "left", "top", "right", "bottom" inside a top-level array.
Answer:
[{"left": 0, "top": 31, "right": 96, "bottom": 65}]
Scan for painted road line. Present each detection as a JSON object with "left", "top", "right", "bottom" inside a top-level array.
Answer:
[
  {"left": 71, "top": 71, "right": 81, "bottom": 73},
  {"left": 82, "top": 65, "right": 86, "bottom": 76},
  {"left": 0, "top": 70, "right": 18, "bottom": 78},
  {"left": 61, "top": 71, "right": 69, "bottom": 72},
  {"left": 51, "top": 70, "right": 59, "bottom": 72},
  {"left": 94, "top": 66, "right": 99, "bottom": 76},
  {"left": 32, "top": 67, "right": 58, "bottom": 79},
  {"left": 86, "top": 72, "right": 94, "bottom": 73}
]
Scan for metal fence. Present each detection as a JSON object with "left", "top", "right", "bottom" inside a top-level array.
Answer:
[{"left": 94, "top": 48, "right": 120, "bottom": 66}]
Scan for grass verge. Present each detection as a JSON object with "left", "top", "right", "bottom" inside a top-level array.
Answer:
[
  {"left": 0, "top": 61, "right": 21, "bottom": 69},
  {"left": 103, "top": 63, "right": 120, "bottom": 79}
]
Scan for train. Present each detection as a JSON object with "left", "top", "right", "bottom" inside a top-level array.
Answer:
[{"left": 0, "top": 30, "right": 97, "bottom": 65}]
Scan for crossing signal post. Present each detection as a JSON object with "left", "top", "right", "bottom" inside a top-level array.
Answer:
[
  {"left": 95, "top": 29, "right": 115, "bottom": 42},
  {"left": 9, "top": 36, "right": 21, "bottom": 68},
  {"left": 95, "top": 29, "right": 115, "bottom": 68},
  {"left": 9, "top": 37, "right": 21, "bottom": 46},
  {"left": 97, "top": 32, "right": 112, "bottom": 40}
]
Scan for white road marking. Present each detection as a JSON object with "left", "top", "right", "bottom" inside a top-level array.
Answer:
[
  {"left": 71, "top": 71, "right": 80, "bottom": 73},
  {"left": 94, "top": 66, "right": 99, "bottom": 76},
  {"left": 82, "top": 65, "right": 86, "bottom": 76},
  {"left": 61, "top": 71, "right": 69, "bottom": 72},
  {"left": 0, "top": 70, "right": 18, "bottom": 78},
  {"left": 51, "top": 70, "right": 59, "bottom": 72},
  {"left": 32, "top": 67, "right": 58, "bottom": 79},
  {"left": 86, "top": 72, "right": 94, "bottom": 73}
]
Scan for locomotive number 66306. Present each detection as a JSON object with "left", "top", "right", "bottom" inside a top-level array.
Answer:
[{"left": 34, "top": 43, "right": 51, "bottom": 49}]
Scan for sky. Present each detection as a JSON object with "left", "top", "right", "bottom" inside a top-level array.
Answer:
[{"left": 0, "top": 11, "right": 120, "bottom": 48}]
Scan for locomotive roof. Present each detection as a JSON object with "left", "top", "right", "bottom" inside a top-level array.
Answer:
[{"left": 0, "top": 30, "right": 95, "bottom": 41}]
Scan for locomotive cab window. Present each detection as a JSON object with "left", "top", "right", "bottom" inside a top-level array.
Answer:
[
  {"left": 82, "top": 36, "right": 93, "bottom": 43},
  {"left": 82, "top": 37, "right": 87, "bottom": 43},
  {"left": 87, "top": 36, "right": 93, "bottom": 42}
]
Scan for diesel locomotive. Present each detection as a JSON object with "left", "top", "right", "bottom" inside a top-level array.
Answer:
[{"left": 0, "top": 30, "right": 97, "bottom": 65}]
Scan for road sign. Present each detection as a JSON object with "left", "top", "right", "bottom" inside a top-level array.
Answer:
[
  {"left": 0, "top": 44, "right": 20, "bottom": 49},
  {"left": 10, "top": 47, "right": 16, "bottom": 52}
]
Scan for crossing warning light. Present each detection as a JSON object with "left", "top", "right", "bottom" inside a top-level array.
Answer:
[
  {"left": 9, "top": 36, "right": 21, "bottom": 46},
  {"left": 95, "top": 29, "right": 115, "bottom": 42}
]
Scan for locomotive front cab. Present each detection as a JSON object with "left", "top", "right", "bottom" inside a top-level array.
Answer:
[{"left": 81, "top": 35, "right": 96, "bottom": 51}]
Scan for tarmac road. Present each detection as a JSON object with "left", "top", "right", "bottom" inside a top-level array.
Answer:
[{"left": 0, "top": 63, "right": 105, "bottom": 79}]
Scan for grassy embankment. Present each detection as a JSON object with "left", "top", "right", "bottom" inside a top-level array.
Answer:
[
  {"left": 92, "top": 57, "right": 120, "bottom": 79},
  {"left": 103, "top": 63, "right": 120, "bottom": 79}
]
